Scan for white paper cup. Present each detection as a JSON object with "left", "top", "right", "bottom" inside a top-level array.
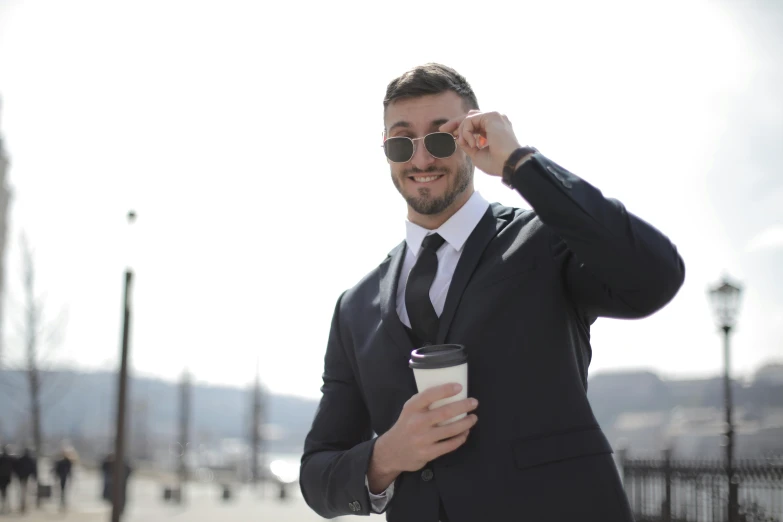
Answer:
[{"left": 409, "top": 344, "right": 468, "bottom": 426}]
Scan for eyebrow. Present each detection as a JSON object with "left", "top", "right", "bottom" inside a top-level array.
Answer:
[{"left": 388, "top": 118, "right": 451, "bottom": 133}]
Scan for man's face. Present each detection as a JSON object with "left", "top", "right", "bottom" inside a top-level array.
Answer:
[{"left": 384, "top": 91, "right": 474, "bottom": 217}]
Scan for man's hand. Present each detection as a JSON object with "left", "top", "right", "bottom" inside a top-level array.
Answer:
[
  {"left": 367, "top": 383, "right": 478, "bottom": 494},
  {"left": 439, "top": 111, "right": 524, "bottom": 177}
]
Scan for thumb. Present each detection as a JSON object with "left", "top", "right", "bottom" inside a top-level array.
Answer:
[{"left": 456, "top": 134, "right": 486, "bottom": 159}]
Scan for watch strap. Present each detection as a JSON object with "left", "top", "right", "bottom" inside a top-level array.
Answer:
[{"left": 502, "top": 146, "right": 538, "bottom": 188}]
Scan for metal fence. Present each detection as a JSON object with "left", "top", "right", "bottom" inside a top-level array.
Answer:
[{"left": 618, "top": 449, "right": 783, "bottom": 522}]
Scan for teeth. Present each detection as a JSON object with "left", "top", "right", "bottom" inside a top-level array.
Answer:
[{"left": 413, "top": 176, "right": 440, "bottom": 183}]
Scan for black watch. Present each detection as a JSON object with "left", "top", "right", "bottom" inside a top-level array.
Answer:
[{"left": 502, "top": 146, "right": 538, "bottom": 188}]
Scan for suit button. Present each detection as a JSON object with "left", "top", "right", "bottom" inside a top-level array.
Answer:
[{"left": 421, "top": 469, "right": 434, "bottom": 481}]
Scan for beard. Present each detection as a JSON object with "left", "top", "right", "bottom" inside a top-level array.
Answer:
[{"left": 392, "top": 158, "right": 473, "bottom": 216}]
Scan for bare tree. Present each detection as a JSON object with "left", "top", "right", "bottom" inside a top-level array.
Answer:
[
  {"left": 23, "top": 234, "right": 44, "bottom": 457},
  {"left": 0, "top": 128, "right": 11, "bottom": 366},
  {"left": 3, "top": 234, "right": 70, "bottom": 458}
]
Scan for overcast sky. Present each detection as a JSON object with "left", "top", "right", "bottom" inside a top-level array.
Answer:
[{"left": 0, "top": 0, "right": 781, "bottom": 399}]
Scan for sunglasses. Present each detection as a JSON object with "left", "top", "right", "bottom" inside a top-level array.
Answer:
[{"left": 383, "top": 132, "right": 458, "bottom": 163}]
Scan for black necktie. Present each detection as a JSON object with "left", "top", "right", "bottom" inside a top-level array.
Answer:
[{"left": 405, "top": 233, "right": 446, "bottom": 345}]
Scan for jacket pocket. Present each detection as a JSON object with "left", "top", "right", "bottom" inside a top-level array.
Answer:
[{"left": 512, "top": 425, "right": 613, "bottom": 470}]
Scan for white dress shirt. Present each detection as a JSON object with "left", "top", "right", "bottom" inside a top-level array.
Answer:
[
  {"left": 396, "top": 190, "right": 490, "bottom": 328},
  {"left": 367, "top": 191, "right": 490, "bottom": 512}
]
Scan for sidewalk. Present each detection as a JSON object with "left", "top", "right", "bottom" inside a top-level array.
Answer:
[
  {"left": 0, "top": 469, "right": 351, "bottom": 522},
  {"left": 2, "top": 506, "right": 109, "bottom": 522}
]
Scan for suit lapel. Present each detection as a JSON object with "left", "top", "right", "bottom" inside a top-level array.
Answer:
[
  {"left": 379, "top": 241, "right": 413, "bottom": 354},
  {"left": 436, "top": 204, "right": 515, "bottom": 344}
]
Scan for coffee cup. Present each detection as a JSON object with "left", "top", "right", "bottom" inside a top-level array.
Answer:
[{"left": 409, "top": 344, "right": 468, "bottom": 426}]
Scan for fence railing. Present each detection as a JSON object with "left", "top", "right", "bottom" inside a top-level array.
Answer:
[{"left": 618, "top": 449, "right": 783, "bottom": 522}]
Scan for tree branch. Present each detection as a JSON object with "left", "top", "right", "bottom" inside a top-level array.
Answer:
[{"left": 39, "top": 307, "right": 69, "bottom": 366}]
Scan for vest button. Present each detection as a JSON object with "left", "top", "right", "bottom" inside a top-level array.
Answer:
[{"left": 421, "top": 468, "right": 434, "bottom": 482}]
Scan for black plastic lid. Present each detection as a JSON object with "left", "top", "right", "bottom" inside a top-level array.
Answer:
[{"left": 409, "top": 344, "right": 467, "bottom": 370}]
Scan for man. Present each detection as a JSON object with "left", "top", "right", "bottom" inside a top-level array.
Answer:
[
  {"left": 101, "top": 453, "right": 132, "bottom": 513},
  {"left": 52, "top": 447, "right": 75, "bottom": 511},
  {"left": 12, "top": 448, "right": 36, "bottom": 513},
  {"left": 300, "top": 64, "right": 685, "bottom": 522},
  {"left": 0, "top": 445, "right": 14, "bottom": 513}
]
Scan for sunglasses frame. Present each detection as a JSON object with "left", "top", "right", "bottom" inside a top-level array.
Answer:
[{"left": 382, "top": 132, "right": 458, "bottom": 163}]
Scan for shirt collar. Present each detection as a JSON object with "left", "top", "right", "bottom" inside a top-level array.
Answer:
[{"left": 405, "top": 191, "right": 490, "bottom": 257}]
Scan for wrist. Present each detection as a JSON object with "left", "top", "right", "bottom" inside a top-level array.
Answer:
[
  {"left": 368, "top": 434, "right": 399, "bottom": 493},
  {"left": 371, "top": 434, "right": 399, "bottom": 476}
]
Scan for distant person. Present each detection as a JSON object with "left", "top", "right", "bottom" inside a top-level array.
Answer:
[
  {"left": 12, "top": 448, "right": 37, "bottom": 513},
  {"left": 101, "top": 453, "right": 132, "bottom": 513},
  {"left": 101, "top": 453, "right": 113, "bottom": 502},
  {"left": 0, "top": 445, "right": 14, "bottom": 514},
  {"left": 52, "top": 447, "right": 76, "bottom": 510}
]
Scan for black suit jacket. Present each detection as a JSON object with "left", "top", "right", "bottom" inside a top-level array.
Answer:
[{"left": 300, "top": 153, "right": 685, "bottom": 522}]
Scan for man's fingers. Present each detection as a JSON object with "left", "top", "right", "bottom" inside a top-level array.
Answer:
[
  {"left": 459, "top": 116, "right": 478, "bottom": 149},
  {"left": 438, "top": 118, "right": 461, "bottom": 135},
  {"left": 456, "top": 130, "right": 472, "bottom": 153},
  {"left": 407, "top": 383, "right": 463, "bottom": 411},
  {"left": 428, "top": 430, "right": 470, "bottom": 460},
  {"left": 427, "top": 399, "right": 478, "bottom": 427},
  {"left": 442, "top": 111, "right": 493, "bottom": 153},
  {"left": 442, "top": 109, "right": 480, "bottom": 132},
  {"left": 440, "top": 117, "right": 473, "bottom": 150},
  {"left": 429, "top": 414, "right": 478, "bottom": 442}
]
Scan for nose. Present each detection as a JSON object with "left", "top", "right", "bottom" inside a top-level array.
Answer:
[{"left": 409, "top": 138, "right": 435, "bottom": 170}]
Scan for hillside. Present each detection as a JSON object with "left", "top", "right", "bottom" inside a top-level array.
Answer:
[{"left": 2, "top": 365, "right": 781, "bottom": 459}]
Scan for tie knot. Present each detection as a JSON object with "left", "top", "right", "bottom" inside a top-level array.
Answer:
[{"left": 421, "top": 233, "right": 445, "bottom": 252}]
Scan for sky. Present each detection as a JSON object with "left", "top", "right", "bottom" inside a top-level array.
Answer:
[{"left": 0, "top": 0, "right": 781, "bottom": 399}]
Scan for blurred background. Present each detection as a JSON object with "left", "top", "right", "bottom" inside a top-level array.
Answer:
[{"left": 0, "top": 0, "right": 780, "bottom": 521}]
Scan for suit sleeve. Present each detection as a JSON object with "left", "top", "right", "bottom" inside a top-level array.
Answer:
[
  {"left": 299, "top": 292, "right": 379, "bottom": 518},
  {"left": 510, "top": 153, "right": 685, "bottom": 321}
]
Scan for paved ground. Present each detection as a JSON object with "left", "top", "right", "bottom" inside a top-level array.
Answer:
[{"left": 0, "top": 468, "right": 382, "bottom": 522}]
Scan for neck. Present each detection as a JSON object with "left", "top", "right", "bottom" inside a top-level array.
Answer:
[{"left": 407, "top": 187, "right": 474, "bottom": 230}]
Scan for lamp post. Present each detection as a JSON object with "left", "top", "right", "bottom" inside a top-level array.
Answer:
[
  {"left": 708, "top": 276, "right": 743, "bottom": 522},
  {"left": 177, "top": 369, "right": 191, "bottom": 503},
  {"left": 111, "top": 210, "right": 136, "bottom": 522}
]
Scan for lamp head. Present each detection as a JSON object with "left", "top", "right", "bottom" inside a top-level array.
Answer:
[{"left": 708, "top": 276, "right": 743, "bottom": 329}]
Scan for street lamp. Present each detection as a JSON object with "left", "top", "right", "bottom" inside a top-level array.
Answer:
[
  {"left": 708, "top": 276, "right": 743, "bottom": 522},
  {"left": 112, "top": 210, "right": 136, "bottom": 522}
]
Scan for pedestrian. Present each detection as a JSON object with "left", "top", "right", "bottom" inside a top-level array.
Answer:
[
  {"left": 299, "top": 63, "right": 685, "bottom": 522},
  {"left": 52, "top": 447, "right": 76, "bottom": 510},
  {"left": 12, "top": 448, "right": 37, "bottom": 513},
  {"left": 0, "top": 445, "right": 14, "bottom": 514},
  {"left": 101, "top": 453, "right": 132, "bottom": 513}
]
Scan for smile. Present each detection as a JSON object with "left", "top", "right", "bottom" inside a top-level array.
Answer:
[{"left": 408, "top": 175, "right": 444, "bottom": 183}]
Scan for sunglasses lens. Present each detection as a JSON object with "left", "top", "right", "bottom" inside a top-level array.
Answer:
[
  {"left": 424, "top": 133, "right": 456, "bottom": 158},
  {"left": 384, "top": 138, "right": 414, "bottom": 162}
]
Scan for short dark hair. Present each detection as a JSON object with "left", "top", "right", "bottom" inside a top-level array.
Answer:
[{"left": 383, "top": 63, "right": 479, "bottom": 115}]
